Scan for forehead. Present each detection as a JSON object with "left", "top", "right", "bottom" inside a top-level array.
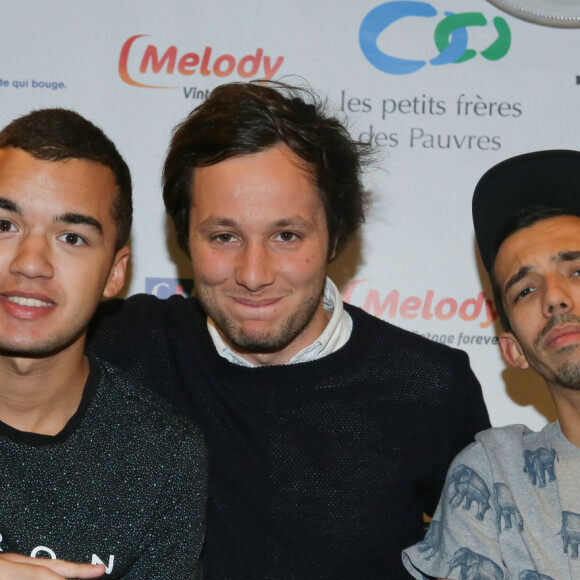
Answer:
[
  {"left": 0, "top": 147, "right": 117, "bottom": 213},
  {"left": 190, "top": 144, "right": 323, "bottom": 217},
  {"left": 494, "top": 215, "right": 580, "bottom": 284}
]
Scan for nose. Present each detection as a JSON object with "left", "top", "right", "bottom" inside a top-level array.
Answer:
[
  {"left": 542, "top": 275, "right": 573, "bottom": 318},
  {"left": 235, "top": 241, "right": 275, "bottom": 291},
  {"left": 9, "top": 234, "right": 54, "bottom": 280}
]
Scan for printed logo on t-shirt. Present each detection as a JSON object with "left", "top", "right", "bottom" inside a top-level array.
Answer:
[
  {"left": 30, "top": 547, "right": 115, "bottom": 574},
  {"left": 0, "top": 533, "right": 115, "bottom": 574}
]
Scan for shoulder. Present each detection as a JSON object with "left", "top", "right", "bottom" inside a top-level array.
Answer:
[
  {"left": 345, "top": 302, "right": 473, "bottom": 370},
  {"left": 449, "top": 423, "right": 552, "bottom": 483},
  {"left": 98, "top": 293, "right": 205, "bottom": 321},
  {"left": 475, "top": 423, "right": 546, "bottom": 451},
  {"left": 89, "top": 294, "right": 208, "bottom": 353},
  {"left": 435, "top": 427, "right": 539, "bottom": 484},
  {"left": 448, "top": 436, "right": 489, "bottom": 468},
  {"left": 346, "top": 302, "right": 466, "bottom": 355},
  {"left": 91, "top": 359, "right": 206, "bottom": 457}
]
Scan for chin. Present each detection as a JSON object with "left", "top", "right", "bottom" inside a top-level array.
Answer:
[{"left": 555, "top": 361, "right": 580, "bottom": 391}]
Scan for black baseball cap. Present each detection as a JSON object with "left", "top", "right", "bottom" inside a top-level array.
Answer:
[{"left": 473, "top": 149, "right": 580, "bottom": 273}]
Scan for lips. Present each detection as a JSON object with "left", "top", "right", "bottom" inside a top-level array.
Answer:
[
  {"left": 231, "top": 296, "right": 283, "bottom": 308},
  {"left": 7, "top": 295, "right": 54, "bottom": 308},
  {"left": 543, "top": 324, "right": 580, "bottom": 349},
  {"left": 0, "top": 292, "right": 56, "bottom": 320}
]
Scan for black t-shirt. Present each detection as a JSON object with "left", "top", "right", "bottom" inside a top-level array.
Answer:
[{"left": 0, "top": 358, "right": 207, "bottom": 579}]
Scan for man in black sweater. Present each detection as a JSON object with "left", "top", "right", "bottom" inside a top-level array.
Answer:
[{"left": 88, "top": 81, "right": 490, "bottom": 578}]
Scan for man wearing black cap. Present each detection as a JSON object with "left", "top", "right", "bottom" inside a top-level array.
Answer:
[{"left": 403, "top": 150, "right": 580, "bottom": 580}]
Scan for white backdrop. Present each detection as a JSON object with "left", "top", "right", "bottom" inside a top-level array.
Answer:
[{"left": 2, "top": 0, "right": 579, "bottom": 429}]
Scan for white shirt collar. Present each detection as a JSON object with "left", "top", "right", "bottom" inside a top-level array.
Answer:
[{"left": 207, "top": 277, "right": 353, "bottom": 367}]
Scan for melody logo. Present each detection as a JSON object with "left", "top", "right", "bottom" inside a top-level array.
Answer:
[
  {"left": 119, "top": 35, "right": 284, "bottom": 88},
  {"left": 359, "top": 1, "right": 511, "bottom": 75},
  {"left": 343, "top": 279, "right": 497, "bottom": 328}
]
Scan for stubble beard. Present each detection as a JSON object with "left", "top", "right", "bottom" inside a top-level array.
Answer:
[
  {"left": 554, "top": 349, "right": 580, "bottom": 391},
  {"left": 534, "top": 313, "right": 580, "bottom": 391},
  {"left": 198, "top": 280, "right": 327, "bottom": 355},
  {"left": 0, "top": 323, "right": 86, "bottom": 359}
]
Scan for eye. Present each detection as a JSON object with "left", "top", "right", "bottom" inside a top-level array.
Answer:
[
  {"left": 275, "top": 231, "right": 298, "bottom": 243},
  {"left": 514, "top": 286, "right": 535, "bottom": 303},
  {"left": 213, "top": 233, "right": 238, "bottom": 244},
  {"left": 58, "top": 232, "right": 86, "bottom": 246},
  {"left": 0, "top": 219, "right": 16, "bottom": 233}
]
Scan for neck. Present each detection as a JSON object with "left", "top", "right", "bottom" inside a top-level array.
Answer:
[
  {"left": 548, "top": 382, "right": 580, "bottom": 447},
  {"left": 0, "top": 343, "right": 89, "bottom": 436}
]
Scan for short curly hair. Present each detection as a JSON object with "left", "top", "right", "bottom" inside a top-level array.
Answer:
[{"left": 163, "top": 81, "right": 370, "bottom": 258}]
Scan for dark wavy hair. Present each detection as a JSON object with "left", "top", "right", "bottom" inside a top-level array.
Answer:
[
  {"left": 163, "top": 81, "right": 370, "bottom": 258},
  {"left": 0, "top": 108, "right": 132, "bottom": 251}
]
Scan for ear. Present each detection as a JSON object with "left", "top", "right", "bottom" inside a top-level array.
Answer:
[
  {"left": 499, "top": 331, "right": 529, "bottom": 370},
  {"left": 327, "top": 237, "right": 338, "bottom": 263},
  {"left": 102, "top": 246, "right": 130, "bottom": 299}
]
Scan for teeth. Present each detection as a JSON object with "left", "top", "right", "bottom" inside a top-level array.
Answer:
[{"left": 8, "top": 296, "right": 52, "bottom": 308}]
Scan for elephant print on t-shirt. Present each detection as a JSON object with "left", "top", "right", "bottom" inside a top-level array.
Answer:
[
  {"left": 559, "top": 511, "right": 580, "bottom": 559},
  {"left": 448, "top": 464, "right": 491, "bottom": 521},
  {"left": 415, "top": 520, "right": 441, "bottom": 560},
  {"left": 522, "top": 448, "right": 557, "bottom": 488},
  {"left": 447, "top": 547, "right": 503, "bottom": 580},
  {"left": 519, "top": 571, "right": 554, "bottom": 580},
  {"left": 493, "top": 482, "right": 523, "bottom": 534}
]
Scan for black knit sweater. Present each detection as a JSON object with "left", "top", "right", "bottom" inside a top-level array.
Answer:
[{"left": 88, "top": 295, "right": 489, "bottom": 579}]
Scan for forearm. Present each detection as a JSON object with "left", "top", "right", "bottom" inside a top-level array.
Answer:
[{"left": 0, "top": 554, "right": 105, "bottom": 579}]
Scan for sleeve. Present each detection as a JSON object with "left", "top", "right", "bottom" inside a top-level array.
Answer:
[
  {"left": 87, "top": 295, "right": 166, "bottom": 371},
  {"left": 402, "top": 441, "right": 505, "bottom": 580},
  {"left": 88, "top": 295, "right": 192, "bottom": 402},
  {"left": 424, "top": 350, "right": 491, "bottom": 516},
  {"left": 122, "top": 430, "right": 208, "bottom": 580}
]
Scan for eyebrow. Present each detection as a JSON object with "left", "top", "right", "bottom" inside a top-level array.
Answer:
[
  {"left": 198, "top": 217, "right": 237, "bottom": 230},
  {"left": 272, "top": 217, "right": 315, "bottom": 231},
  {"left": 504, "top": 266, "right": 532, "bottom": 294},
  {"left": 0, "top": 197, "right": 22, "bottom": 214},
  {"left": 55, "top": 213, "right": 103, "bottom": 234},
  {"left": 504, "top": 250, "right": 580, "bottom": 293},
  {"left": 198, "top": 216, "right": 315, "bottom": 231},
  {"left": 0, "top": 197, "right": 103, "bottom": 234},
  {"left": 556, "top": 250, "right": 580, "bottom": 262}
]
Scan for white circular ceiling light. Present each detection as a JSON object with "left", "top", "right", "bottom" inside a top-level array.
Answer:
[{"left": 486, "top": 0, "right": 580, "bottom": 27}]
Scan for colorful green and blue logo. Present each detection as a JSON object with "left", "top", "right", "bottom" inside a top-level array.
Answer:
[{"left": 359, "top": 1, "right": 511, "bottom": 75}]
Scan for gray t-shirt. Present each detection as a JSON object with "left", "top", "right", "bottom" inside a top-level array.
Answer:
[{"left": 403, "top": 422, "right": 580, "bottom": 580}]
